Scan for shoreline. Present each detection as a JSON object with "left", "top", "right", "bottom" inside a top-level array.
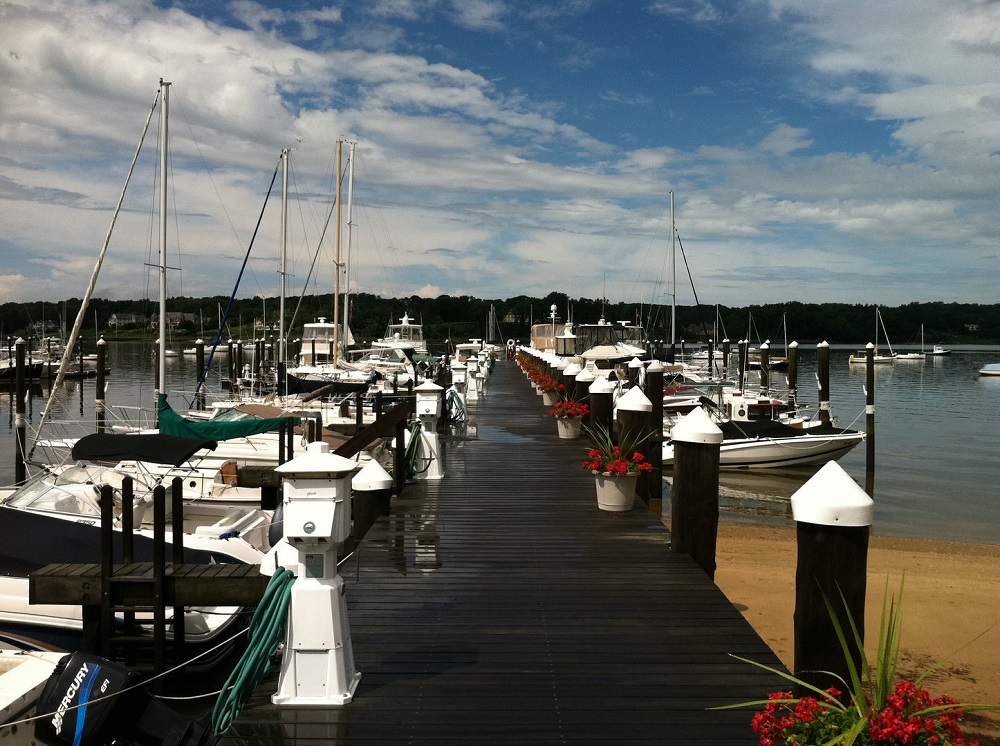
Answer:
[{"left": 712, "top": 521, "right": 1000, "bottom": 744}]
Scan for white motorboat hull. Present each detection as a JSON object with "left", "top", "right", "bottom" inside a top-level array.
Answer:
[{"left": 663, "top": 428, "right": 865, "bottom": 469}]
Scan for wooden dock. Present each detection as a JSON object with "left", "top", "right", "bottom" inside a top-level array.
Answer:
[{"left": 217, "top": 360, "right": 787, "bottom": 744}]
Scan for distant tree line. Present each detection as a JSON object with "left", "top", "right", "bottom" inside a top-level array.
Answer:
[{"left": 2, "top": 294, "right": 998, "bottom": 353}]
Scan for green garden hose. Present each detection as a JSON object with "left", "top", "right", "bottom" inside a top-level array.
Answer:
[{"left": 211, "top": 567, "right": 296, "bottom": 735}]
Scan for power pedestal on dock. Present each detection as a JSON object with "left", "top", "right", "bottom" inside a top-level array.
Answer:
[
  {"left": 414, "top": 378, "right": 445, "bottom": 480},
  {"left": 272, "top": 442, "right": 362, "bottom": 707}
]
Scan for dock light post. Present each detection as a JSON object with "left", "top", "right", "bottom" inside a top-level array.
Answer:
[
  {"left": 272, "top": 441, "right": 361, "bottom": 706},
  {"left": 414, "top": 377, "right": 445, "bottom": 480},
  {"left": 790, "top": 461, "right": 873, "bottom": 695}
]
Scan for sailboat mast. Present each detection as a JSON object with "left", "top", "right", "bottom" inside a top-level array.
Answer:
[
  {"left": 332, "top": 139, "right": 343, "bottom": 367},
  {"left": 342, "top": 141, "right": 355, "bottom": 352},
  {"left": 669, "top": 190, "right": 676, "bottom": 347},
  {"left": 157, "top": 79, "right": 170, "bottom": 403},
  {"left": 279, "top": 148, "right": 289, "bottom": 363}
]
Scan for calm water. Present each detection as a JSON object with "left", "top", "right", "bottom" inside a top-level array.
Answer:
[{"left": 3, "top": 342, "right": 1000, "bottom": 544}]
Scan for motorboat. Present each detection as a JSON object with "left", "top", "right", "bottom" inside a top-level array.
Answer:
[
  {"left": 978, "top": 363, "right": 1000, "bottom": 377},
  {"left": 662, "top": 393, "right": 864, "bottom": 469},
  {"left": 0, "top": 433, "right": 271, "bottom": 659},
  {"left": 927, "top": 344, "right": 952, "bottom": 356},
  {"left": 663, "top": 416, "right": 865, "bottom": 469}
]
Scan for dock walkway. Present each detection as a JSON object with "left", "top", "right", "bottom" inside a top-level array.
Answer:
[{"left": 218, "top": 360, "right": 786, "bottom": 744}]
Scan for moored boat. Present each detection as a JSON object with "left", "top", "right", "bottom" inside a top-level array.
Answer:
[{"left": 978, "top": 363, "right": 1000, "bottom": 377}]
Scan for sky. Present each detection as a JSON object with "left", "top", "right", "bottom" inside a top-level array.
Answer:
[{"left": 1, "top": 0, "right": 998, "bottom": 311}]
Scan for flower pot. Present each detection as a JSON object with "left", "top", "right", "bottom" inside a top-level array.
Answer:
[
  {"left": 593, "top": 472, "right": 637, "bottom": 512},
  {"left": 541, "top": 390, "right": 559, "bottom": 406},
  {"left": 555, "top": 416, "right": 582, "bottom": 439}
]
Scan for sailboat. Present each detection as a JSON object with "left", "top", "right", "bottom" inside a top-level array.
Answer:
[
  {"left": 896, "top": 323, "right": 926, "bottom": 360},
  {"left": 2, "top": 80, "right": 272, "bottom": 658},
  {"left": 848, "top": 307, "right": 898, "bottom": 364}
]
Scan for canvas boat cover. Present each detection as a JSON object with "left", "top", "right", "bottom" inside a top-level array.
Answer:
[
  {"left": 157, "top": 394, "right": 299, "bottom": 441},
  {"left": 72, "top": 432, "right": 218, "bottom": 466}
]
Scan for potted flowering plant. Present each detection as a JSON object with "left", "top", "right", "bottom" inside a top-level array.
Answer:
[
  {"left": 581, "top": 424, "right": 654, "bottom": 476},
  {"left": 550, "top": 399, "right": 589, "bottom": 439},
  {"left": 581, "top": 425, "right": 654, "bottom": 511},
  {"left": 549, "top": 400, "right": 589, "bottom": 419},
  {"left": 718, "top": 580, "right": 998, "bottom": 745}
]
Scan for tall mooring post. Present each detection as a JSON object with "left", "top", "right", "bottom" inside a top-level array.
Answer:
[
  {"left": 96, "top": 337, "right": 107, "bottom": 433},
  {"left": 643, "top": 360, "right": 664, "bottom": 503},
  {"left": 790, "top": 461, "right": 872, "bottom": 695},
  {"left": 668, "top": 408, "right": 723, "bottom": 579},
  {"left": 786, "top": 341, "right": 799, "bottom": 408},
  {"left": 865, "top": 343, "right": 876, "bottom": 495},
  {"left": 587, "top": 376, "right": 615, "bottom": 440},
  {"left": 616, "top": 386, "right": 654, "bottom": 505}
]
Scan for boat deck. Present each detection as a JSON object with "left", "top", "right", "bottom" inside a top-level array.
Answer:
[{"left": 216, "top": 360, "right": 787, "bottom": 744}]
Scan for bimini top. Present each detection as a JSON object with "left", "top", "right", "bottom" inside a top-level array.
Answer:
[{"left": 72, "top": 433, "right": 218, "bottom": 466}]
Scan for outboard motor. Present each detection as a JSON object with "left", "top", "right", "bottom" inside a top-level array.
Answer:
[{"left": 34, "top": 652, "right": 211, "bottom": 746}]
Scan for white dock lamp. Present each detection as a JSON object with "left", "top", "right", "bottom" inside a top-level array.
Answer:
[{"left": 271, "top": 441, "right": 362, "bottom": 706}]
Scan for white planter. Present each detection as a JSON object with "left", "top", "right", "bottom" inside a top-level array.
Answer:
[
  {"left": 593, "top": 472, "right": 637, "bottom": 512},
  {"left": 555, "top": 416, "right": 582, "bottom": 439},
  {"left": 541, "top": 390, "right": 559, "bottom": 406}
]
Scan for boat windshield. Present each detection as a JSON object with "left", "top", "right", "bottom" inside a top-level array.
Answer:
[{"left": 4, "top": 468, "right": 103, "bottom": 516}]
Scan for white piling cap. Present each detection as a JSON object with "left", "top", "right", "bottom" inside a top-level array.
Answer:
[
  {"left": 575, "top": 368, "right": 595, "bottom": 383},
  {"left": 275, "top": 440, "right": 358, "bottom": 477},
  {"left": 563, "top": 362, "right": 582, "bottom": 376},
  {"left": 646, "top": 360, "right": 664, "bottom": 373},
  {"left": 415, "top": 377, "right": 444, "bottom": 393},
  {"left": 353, "top": 458, "right": 394, "bottom": 491},
  {"left": 790, "top": 461, "right": 874, "bottom": 527},
  {"left": 670, "top": 407, "right": 723, "bottom": 444},
  {"left": 617, "top": 385, "right": 652, "bottom": 412},
  {"left": 589, "top": 377, "right": 615, "bottom": 394}
]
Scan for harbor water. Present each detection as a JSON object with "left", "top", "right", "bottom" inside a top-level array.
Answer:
[{"left": 3, "top": 341, "right": 999, "bottom": 545}]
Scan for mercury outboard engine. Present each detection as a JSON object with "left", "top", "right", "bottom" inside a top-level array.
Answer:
[{"left": 34, "top": 652, "right": 211, "bottom": 746}]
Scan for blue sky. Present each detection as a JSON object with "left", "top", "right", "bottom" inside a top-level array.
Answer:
[{"left": 1, "top": 0, "right": 998, "bottom": 309}]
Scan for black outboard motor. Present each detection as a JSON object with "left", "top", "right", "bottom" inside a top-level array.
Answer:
[{"left": 34, "top": 652, "right": 211, "bottom": 746}]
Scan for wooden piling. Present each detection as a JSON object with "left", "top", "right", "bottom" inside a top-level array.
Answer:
[
  {"left": 817, "top": 341, "right": 831, "bottom": 425},
  {"left": 587, "top": 377, "right": 615, "bottom": 441},
  {"left": 669, "top": 408, "right": 723, "bottom": 580},
  {"left": 737, "top": 339, "right": 748, "bottom": 391},
  {"left": 865, "top": 344, "right": 876, "bottom": 495},
  {"left": 644, "top": 360, "right": 664, "bottom": 503},
  {"left": 96, "top": 337, "right": 107, "bottom": 432},
  {"left": 786, "top": 341, "right": 799, "bottom": 408},
  {"left": 758, "top": 341, "right": 770, "bottom": 393},
  {"left": 616, "top": 386, "right": 654, "bottom": 506},
  {"left": 790, "top": 462, "right": 872, "bottom": 696}
]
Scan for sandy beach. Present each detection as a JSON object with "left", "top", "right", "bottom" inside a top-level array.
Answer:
[{"left": 713, "top": 522, "right": 1000, "bottom": 744}]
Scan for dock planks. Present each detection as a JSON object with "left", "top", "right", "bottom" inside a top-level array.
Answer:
[{"left": 217, "top": 360, "right": 787, "bottom": 744}]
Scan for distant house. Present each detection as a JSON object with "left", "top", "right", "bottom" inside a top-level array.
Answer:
[
  {"left": 109, "top": 312, "right": 144, "bottom": 329},
  {"left": 148, "top": 312, "right": 196, "bottom": 329}
]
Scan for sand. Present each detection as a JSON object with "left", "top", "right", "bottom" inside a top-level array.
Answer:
[{"left": 713, "top": 522, "right": 1000, "bottom": 744}]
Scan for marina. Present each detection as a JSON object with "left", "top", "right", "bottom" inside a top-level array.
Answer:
[{"left": 4, "top": 341, "right": 999, "bottom": 545}]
